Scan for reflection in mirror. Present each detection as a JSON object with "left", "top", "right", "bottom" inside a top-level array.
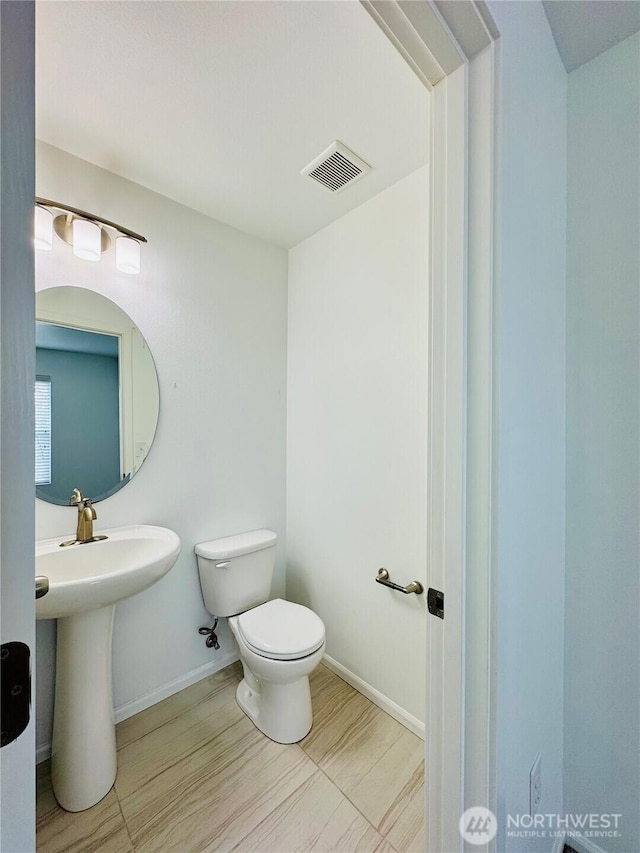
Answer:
[{"left": 35, "top": 287, "right": 159, "bottom": 504}]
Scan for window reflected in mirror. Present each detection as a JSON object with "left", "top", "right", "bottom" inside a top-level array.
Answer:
[{"left": 35, "top": 375, "right": 52, "bottom": 486}]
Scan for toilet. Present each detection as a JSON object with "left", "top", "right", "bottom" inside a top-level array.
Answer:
[{"left": 195, "top": 529, "right": 326, "bottom": 744}]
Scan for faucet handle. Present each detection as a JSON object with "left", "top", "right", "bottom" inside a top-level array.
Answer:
[{"left": 69, "top": 488, "right": 85, "bottom": 506}]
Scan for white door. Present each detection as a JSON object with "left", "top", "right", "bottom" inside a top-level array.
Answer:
[
  {"left": 362, "top": 3, "right": 499, "bottom": 850},
  {"left": 0, "top": 3, "right": 37, "bottom": 851}
]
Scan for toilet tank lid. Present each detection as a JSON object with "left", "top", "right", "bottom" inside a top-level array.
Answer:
[{"left": 194, "top": 529, "right": 277, "bottom": 560}]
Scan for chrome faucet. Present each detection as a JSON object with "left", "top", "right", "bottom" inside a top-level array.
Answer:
[{"left": 60, "top": 489, "right": 108, "bottom": 546}]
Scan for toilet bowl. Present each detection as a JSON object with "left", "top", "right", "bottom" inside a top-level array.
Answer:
[
  {"left": 229, "top": 599, "right": 326, "bottom": 743},
  {"left": 195, "top": 530, "right": 325, "bottom": 744}
]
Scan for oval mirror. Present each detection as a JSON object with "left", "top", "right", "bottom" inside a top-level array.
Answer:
[{"left": 35, "top": 287, "right": 159, "bottom": 505}]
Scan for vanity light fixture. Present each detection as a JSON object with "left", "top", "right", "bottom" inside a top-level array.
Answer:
[
  {"left": 115, "top": 235, "right": 141, "bottom": 275},
  {"left": 34, "top": 198, "right": 147, "bottom": 275},
  {"left": 72, "top": 218, "right": 101, "bottom": 262},
  {"left": 34, "top": 205, "right": 54, "bottom": 251}
]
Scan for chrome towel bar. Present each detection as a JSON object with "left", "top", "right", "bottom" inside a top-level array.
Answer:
[{"left": 375, "top": 568, "right": 424, "bottom": 595}]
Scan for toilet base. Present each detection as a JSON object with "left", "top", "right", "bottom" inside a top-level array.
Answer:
[
  {"left": 228, "top": 614, "right": 326, "bottom": 744},
  {"left": 236, "top": 673, "right": 313, "bottom": 744}
]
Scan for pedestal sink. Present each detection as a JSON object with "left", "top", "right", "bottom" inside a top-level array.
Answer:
[{"left": 36, "top": 524, "right": 181, "bottom": 812}]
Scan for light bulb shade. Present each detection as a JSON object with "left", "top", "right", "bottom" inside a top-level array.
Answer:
[
  {"left": 72, "top": 218, "right": 101, "bottom": 261},
  {"left": 115, "top": 235, "right": 141, "bottom": 274},
  {"left": 34, "top": 206, "right": 53, "bottom": 251}
]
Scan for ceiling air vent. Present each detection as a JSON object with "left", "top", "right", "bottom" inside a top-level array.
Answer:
[{"left": 300, "top": 141, "right": 370, "bottom": 193}]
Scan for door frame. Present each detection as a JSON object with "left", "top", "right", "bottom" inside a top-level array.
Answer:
[
  {"left": 0, "top": 2, "right": 36, "bottom": 852},
  {"left": 0, "top": 2, "right": 499, "bottom": 849},
  {"left": 362, "top": 3, "right": 499, "bottom": 850}
]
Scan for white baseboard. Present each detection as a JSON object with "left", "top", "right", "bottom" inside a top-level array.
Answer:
[
  {"left": 561, "top": 836, "right": 607, "bottom": 853},
  {"left": 113, "top": 650, "right": 239, "bottom": 724},
  {"left": 36, "top": 743, "right": 52, "bottom": 765},
  {"left": 36, "top": 650, "right": 240, "bottom": 765},
  {"left": 322, "top": 653, "right": 425, "bottom": 740},
  {"left": 37, "top": 650, "right": 421, "bottom": 764},
  {"left": 523, "top": 827, "right": 610, "bottom": 853}
]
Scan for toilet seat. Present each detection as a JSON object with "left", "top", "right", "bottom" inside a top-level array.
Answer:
[{"left": 237, "top": 599, "right": 325, "bottom": 661}]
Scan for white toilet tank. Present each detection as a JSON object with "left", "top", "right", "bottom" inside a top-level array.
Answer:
[{"left": 195, "top": 529, "right": 277, "bottom": 617}]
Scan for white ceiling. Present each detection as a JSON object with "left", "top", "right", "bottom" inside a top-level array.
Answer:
[
  {"left": 543, "top": 0, "right": 640, "bottom": 72},
  {"left": 36, "top": 1, "right": 429, "bottom": 249}
]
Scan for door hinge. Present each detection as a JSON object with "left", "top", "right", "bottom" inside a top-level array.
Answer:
[
  {"left": 1, "top": 642, "right": 31, "bottom": 748},
  {"left": 427, "top": 588, "right": 444, "bottom": 619}
]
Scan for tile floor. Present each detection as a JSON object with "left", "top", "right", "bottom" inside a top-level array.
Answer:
[{"left": 36, "top": 662, "right": 425, "bottom": 853}]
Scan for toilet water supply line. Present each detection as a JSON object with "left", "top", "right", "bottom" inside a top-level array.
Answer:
[{"left": 199, "top": 619, "right": 220, "bottom": 650}]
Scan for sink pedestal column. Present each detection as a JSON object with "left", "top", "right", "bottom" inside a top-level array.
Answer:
[{"left": 51, "top": 604, "right": 117, "bottom": 812}]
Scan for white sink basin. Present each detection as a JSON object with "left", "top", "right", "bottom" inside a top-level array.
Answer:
[
  {"left": 36, "top": 523, "right": 181, "bottom": 813},
  {"left": 36, "top": 524, "right": 181, "bottom": 619}
]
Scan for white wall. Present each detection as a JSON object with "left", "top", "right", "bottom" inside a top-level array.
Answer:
[
  {"left": 35, "top": 142, "right": 288, "bottom": 756},
  {"left": 488, "top": 3, "right": 567, "bottom": 849},
  {"left": 286, "top": 166, "right": 429, "bottom": 728},
  {"left": 565, "top": 32, "right": 640, "bottom": 853},
  {"left": 0, "top": 2, "right": 36, "bottom": 850}
]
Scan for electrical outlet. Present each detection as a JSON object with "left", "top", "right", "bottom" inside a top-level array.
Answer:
[{"left": 529, "top": 753, "right": 542, "bottom": 815}]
